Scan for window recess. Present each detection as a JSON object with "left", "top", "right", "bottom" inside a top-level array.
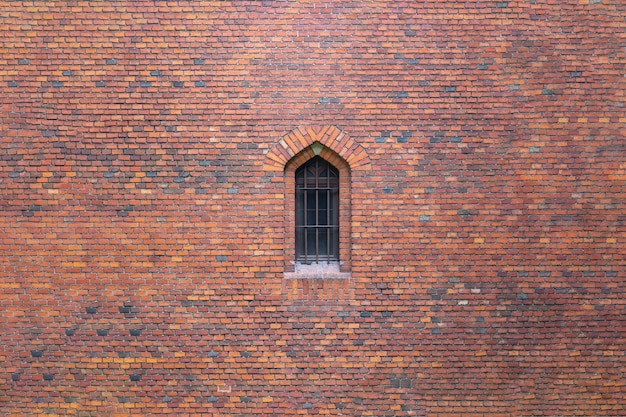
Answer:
[{"left": 295, "top": 156, "right": 339, "bottom": 264}]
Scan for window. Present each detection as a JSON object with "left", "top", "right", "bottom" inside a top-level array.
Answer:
[{"left": 295, "top": 156, "right": 339, "bottom": 264}]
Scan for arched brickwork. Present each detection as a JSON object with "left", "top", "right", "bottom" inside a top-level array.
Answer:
[
  {"left": 264, "top": 126, "right": 370, "bottom": 172},
  {"left": 267, "top": 126, "right": 369, "bottom": 275}
]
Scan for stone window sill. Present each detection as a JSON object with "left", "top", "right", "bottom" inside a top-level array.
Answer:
[{"left": 284, "top": 262, "right": 351, "bottom": 280}]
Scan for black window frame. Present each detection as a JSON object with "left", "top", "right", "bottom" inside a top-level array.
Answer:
[{"left": 295, "top": 156, "right": 340, "bottom": 264}]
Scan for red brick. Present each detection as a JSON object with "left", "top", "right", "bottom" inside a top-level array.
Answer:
[{"left": 1, "top": 1, "right": 625, "bottom": 416}]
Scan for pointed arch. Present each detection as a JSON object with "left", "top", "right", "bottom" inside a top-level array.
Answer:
[
  {"left": 264, "top": 126, "right": 370, "bottom": 172},
  {"left": 269, "top": 126, "right": 366, "bottom": 275}
]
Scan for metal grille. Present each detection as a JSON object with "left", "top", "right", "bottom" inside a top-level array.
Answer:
[{"left": 295, "top": 156, "right": 339, "bottom": 264}]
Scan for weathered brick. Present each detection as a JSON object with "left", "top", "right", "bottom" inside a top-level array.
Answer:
[{"left": 0, "top": 1, "right": 623, "bottom": 416}]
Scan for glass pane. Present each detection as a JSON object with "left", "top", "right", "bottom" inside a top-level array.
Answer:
[
  {"left": 328, "top": 192, "right": 334, "bottom": 223},
  {"left": 329, "top": 228, "right": 337, "bottom": 258},
  {"left": 318, "top": 227, "right": 329, "bottom": 257},
  {"left": 318, "top": 189, "right": 327, "bottom": 207},
  {"left": 307, "top": 228, "right": 317, "bottom": 258},
  {"left": 306, "top": 190, "right": 316, "bottom": 210},
  {"left": 318, "top": 209, "right": 327, "bottom": 225},
  {"left": 305, "top": 177, "right": 317, "bottom": 188}
]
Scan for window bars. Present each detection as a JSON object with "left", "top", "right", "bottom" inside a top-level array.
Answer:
[{"left": 295, "top": 156, "right": 339, "bottom": 264}]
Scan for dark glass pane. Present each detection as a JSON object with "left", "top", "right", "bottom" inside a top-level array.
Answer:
[
  {"left": 318, "top": 209, "right": 327, "bottom": 225},
  {"left": 318, "top": 228, "right": 329, "bottom": 257},
  {"left": 329, "top": 228, "right": 337, "bottom": 258},
  {"left": 305, "top": 177, "right": 317, "bottom": 188},
  {"left": 306, "top": 190, "right": 316, "bottom": 210},
  {"left": 318, "top": 191, "right": 328, "bottom": 223},
  {"left": 328, "top": 192, "right": 334, "bottom": 222},
  {"left": 321, "top": 189, "right": 329, "bottom": 203},
  {"left": 307, "top": 209, "right": 316, "bottom": 226},
  {"left": 307, "top": 228, "right": 317, "bottom": 257}
]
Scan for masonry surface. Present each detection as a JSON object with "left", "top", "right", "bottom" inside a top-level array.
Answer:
[{"left": 1, "top": 1, "right": 625, "bottom": 416}]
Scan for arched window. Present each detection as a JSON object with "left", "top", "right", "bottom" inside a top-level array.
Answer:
[
  {"left": 266, "top": 127, "right": 370, "bottom": 275},
  {"left": 295, "top": 156, "right": 339, "bottom": 264}
]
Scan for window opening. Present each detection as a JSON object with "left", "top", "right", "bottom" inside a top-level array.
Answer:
[{"left": 295, "top": 156, "right": 339, "bottom": 264}]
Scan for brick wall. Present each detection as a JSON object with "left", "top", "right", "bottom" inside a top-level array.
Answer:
[{"left": 1, "top": 1, "right": 625, "bottom": 415}]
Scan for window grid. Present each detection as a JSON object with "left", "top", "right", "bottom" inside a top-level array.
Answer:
[{"left": 295, "top": 157, "right": 339, "bottom": 264}]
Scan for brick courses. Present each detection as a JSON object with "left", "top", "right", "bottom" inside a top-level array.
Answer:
[{"left": 1, "top": 1, "right": 625, "bottom": 415}]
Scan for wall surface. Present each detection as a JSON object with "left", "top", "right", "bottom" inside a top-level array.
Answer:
[{"left": 1, "top": 1, "right": 625, "bottom": 416}]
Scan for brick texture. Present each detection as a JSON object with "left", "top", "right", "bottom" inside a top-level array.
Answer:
[{"left": 1, "top": 1, "right": 625, "bottom": 416}]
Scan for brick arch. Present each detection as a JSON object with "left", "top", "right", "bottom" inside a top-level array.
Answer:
[
  {"left": 264, "top": 126, "right": 370, "bottom": 172},
  {"left": 269, "top": 126, "right": 367, "bottom": 276}
]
